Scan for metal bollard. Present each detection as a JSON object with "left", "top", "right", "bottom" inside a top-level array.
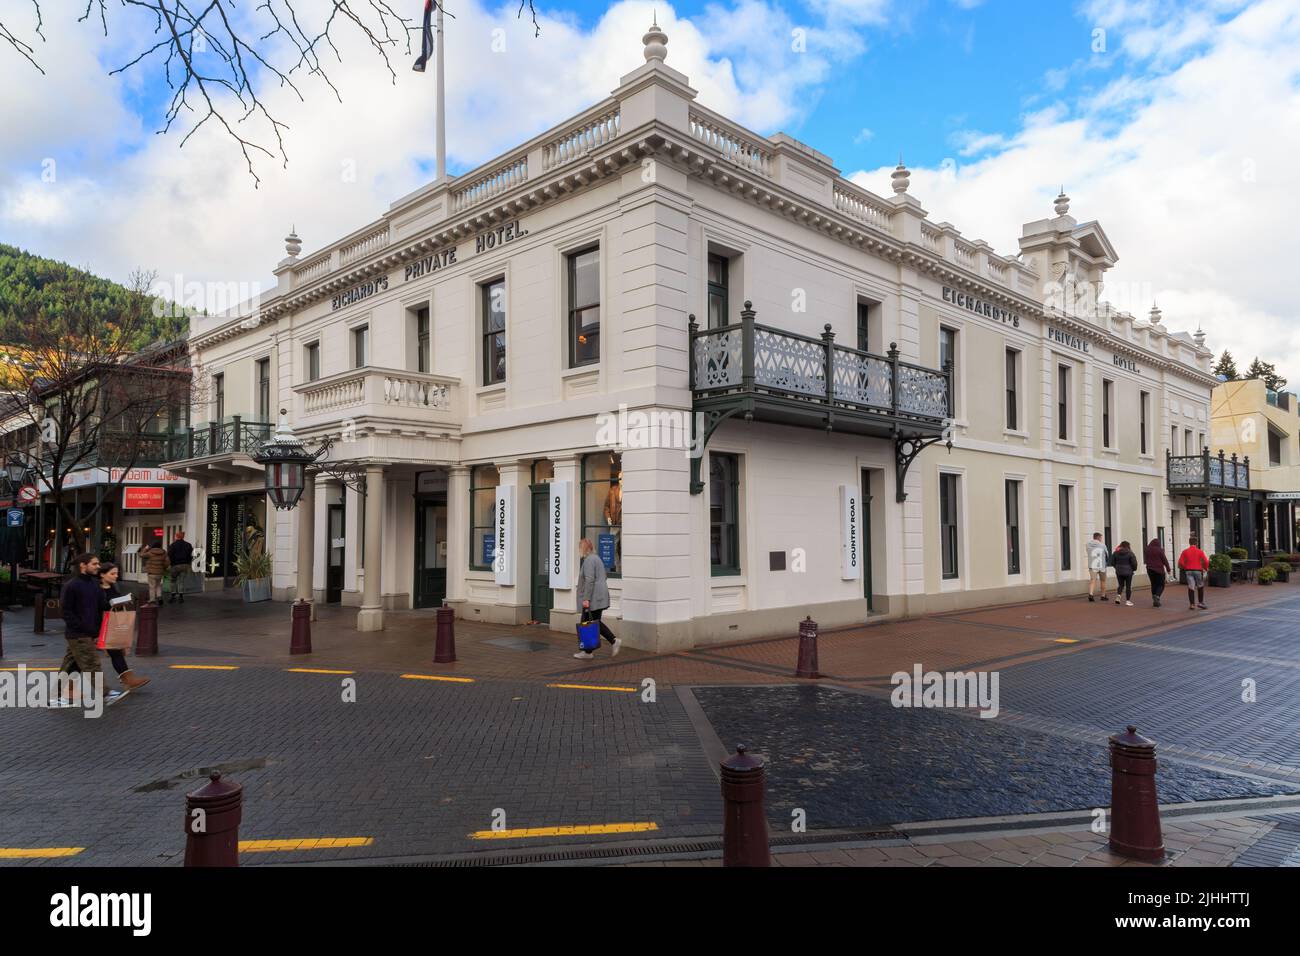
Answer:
[
  {"left": 184, "top": 771, "right": 243, "bottom": 867},
  {"left": 795, "top": 615, "right": 820, "bottom": 679},
  {"left": 32, "top": 589, "right": 45, "bottom": 634},
  {"left": 135, "top": 602, "right": 158, "bottom": 656},
  {"left": 721, "top": 744, "right": 771, "bottom": 867},
  {"left": 290, "top": 600, "right": 313, "bottom": 655},
  {"left": 1108, "top": 725, "right": 1165, "bottom": 861},
  {"left": 434, "top": 602, "right": 456, "bottom": 663}
]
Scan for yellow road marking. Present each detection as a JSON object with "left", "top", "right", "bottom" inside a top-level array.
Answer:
[
  {"left": 0, "top": 847, "right": 85, "bottom": 859},
  {"left": 239, "top": 837, "right": 374, "bottom": 853},
  {"left": 169, "top": 665, "right": 240, "bottom": 671},
  {"left": 400, "top": 673, "right": 475, "bottom": 683},
  {"left": 547, "top": 682, "right": 637, "bottom": 693},
  {"left": 1054, "top": 638, "right": 1081, "bottom": 644},
  {"left": 286, "top": 668, "right": 355, "bottom": 675},
  {"left": 0, "top": 666, "right": 60, "bottom": 671},
  {"left": 470, "top": 822, "right": 658, "bottom": 840}
]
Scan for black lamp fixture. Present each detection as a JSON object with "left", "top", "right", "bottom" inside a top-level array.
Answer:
[
  {"left": 4, "top": 455, "right": 27, "bottom": 487},
  {"left": 252, "top": 409, "right": 367, "bottom": 511}
]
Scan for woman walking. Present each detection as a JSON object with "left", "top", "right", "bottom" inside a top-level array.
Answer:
[
  {"left": 1144, "top": 538, "right": 1171, "bottom": 607},
  {"left": 98, "top": 563, "right": 151, "bottom": 690},
  {"left": 1112, "top": 540, "right": 1138, "bottom": 606},
  {"left": 573, "top": 538, "right": 622, "bottom": 660}
]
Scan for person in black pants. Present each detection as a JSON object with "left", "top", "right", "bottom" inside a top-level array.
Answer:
[
  {"left": 1143, "top": 538, "right": 1171, "bottom": 607},
  {"left": 1112, "top": 540, "right": 1139, "bottom": 606},
  {"left": 98, "top": 563, "right": 151, "bottom": 690}
]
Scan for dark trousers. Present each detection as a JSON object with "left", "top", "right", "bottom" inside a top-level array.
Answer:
[
  {"left": 106, "top": 649, "right": 128, "bottom": 675},
  {"left": 1147, "top": 570, "right": 1166, "bottom": 601},
  {"left": 584, "top": 608, "right": 617, "bottom": 646},
  {"left": 1116, "top": 574, "right": 1133, "bottom": 600}
]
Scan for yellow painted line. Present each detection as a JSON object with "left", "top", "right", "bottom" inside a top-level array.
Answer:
[
  {"left": 239, "top": 837, "right": 374, "bottom": 853},
  {"left": 470, "top": 822, "right": 658, "bottom": 841},
  {"left": 0, "top": 666, "right": 60, "bottom": 671},
  {"left": 169, "top": 664, "right": 240, "bottom": 671},
  {"left": 0, "top": 847, "right": 85, "bottom": 859},
  {"left": 547, "top": 682, "right": 637, "bottom": 693},
  {"left": 1054, "top": 638, "right": 1081, "bottom": 644},
  {"left": 286, "top": 668, "right": 355, "bottom": 675},
  {"left": 399, "top": 673, "right": 475, "bottom": 684}
]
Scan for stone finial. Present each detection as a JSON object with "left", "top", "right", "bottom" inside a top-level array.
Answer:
[
  {"left": 1149, "top": 303, "right": 1163, "bottom": 328},
  {"left": 891, "top": 156, "right": 910, "bottom": 195},
  {"left": 284, "top": 227, "right": 302, "bottom": 259},
  {"left": 1193, "top": 324, "right": 1207, "bottom": 349},
  {"left": 643, "top": 17, "right": 668, "bottom": 63},
  {"left": 1053, "top": 188, "right": 1070, "bottom": 216}
]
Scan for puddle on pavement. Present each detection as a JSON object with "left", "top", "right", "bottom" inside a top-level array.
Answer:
[{"left": 132, "top": 757, "right": 270, "bottom": 793}]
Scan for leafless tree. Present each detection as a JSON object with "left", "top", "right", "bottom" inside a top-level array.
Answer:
[{"left": 1, "top": 1, "right": 543, "bottom": 186}]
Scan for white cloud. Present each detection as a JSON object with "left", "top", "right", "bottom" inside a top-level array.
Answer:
[{"left": 849, "top": 0, "right": 1300, "bottom": 386}]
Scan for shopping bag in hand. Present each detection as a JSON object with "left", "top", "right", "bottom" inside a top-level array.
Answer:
[{"left": 577, "top": 611, "right": 600, "bottom": 651}]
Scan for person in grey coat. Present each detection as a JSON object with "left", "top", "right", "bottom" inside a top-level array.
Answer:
[{"left": 574, "top": 537, "right": 621, "bottom": 660}]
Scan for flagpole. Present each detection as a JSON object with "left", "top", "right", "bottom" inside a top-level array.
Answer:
[{"left": 436, "top": 2, "right": 446, "bottom": 182}]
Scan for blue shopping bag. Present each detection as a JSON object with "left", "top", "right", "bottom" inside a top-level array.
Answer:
[{"left": 577, "top": 613, "right": 600, "bottom": 651}]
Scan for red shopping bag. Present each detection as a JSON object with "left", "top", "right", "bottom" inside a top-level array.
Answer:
[{"left": 96, "top": 612, "right": 110, "bottom": 650}]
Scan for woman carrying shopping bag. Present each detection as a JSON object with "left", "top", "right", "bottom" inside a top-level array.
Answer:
[
  {"left": 97, "top": 563, "right": 151, "bottom": 690},
  {"left": 573, "top": 538, "right": 622, "bottom": 660}
]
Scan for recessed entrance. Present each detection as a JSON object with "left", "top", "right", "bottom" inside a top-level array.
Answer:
[
  {"left": 326, "top": 503, "right": 344, "bottom": 605},
  {"left": 530, "top": 483, "right": 553, "bottom": 624},
  {"left": 414, "top": 493, "right": 448, "bottom": 609}
]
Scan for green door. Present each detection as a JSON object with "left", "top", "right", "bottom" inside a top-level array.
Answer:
[
  {"left": 530, "top": 483, "right": 553, "bottom": 623},
  {"left": 414, "top": 495, "right": 448, "bottom": 608},
  {"left": 861, "top": 470, "right": 874, "bottom": 613}
]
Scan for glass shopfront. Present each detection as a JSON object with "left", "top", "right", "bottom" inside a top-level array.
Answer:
[{"left": 205, "top": 492, "right": 267, "bottom": 583}]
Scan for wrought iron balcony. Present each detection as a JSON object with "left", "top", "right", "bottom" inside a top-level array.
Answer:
[
  {"left": 1167, "top": 448, "right": 1251, "bottom": 498},
  {"left": 164, "top": 417, "right": 272, "bottom": 465},
  {"left": 688, "top": 302, "right": 952, "bottom": 500}
]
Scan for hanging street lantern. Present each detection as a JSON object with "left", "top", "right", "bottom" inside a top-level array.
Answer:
[{"left": 254, "top": 410, "right": 313, "bottom": 511}]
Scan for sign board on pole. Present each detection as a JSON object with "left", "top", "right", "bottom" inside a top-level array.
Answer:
[{"left": 17, "top": 485, "right": 38, "bottom": 503}]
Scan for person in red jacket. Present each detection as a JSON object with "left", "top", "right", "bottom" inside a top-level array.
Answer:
[{"left": 1177, "top": 536, "right": 1209, "bottom": 610}]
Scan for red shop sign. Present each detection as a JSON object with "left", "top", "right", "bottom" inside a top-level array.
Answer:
[{"left": 124, "top": 487, "right": 166, "bottom": 510}]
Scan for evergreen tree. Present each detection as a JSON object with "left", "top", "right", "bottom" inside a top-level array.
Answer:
[
  {"left": 1213, "top": 350, "right": 1239, "bottom": 380},
  {"left": 1245, "top": 357, "right": 1288, "bottom": 392}
]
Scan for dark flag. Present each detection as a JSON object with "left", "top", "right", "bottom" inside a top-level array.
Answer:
[{"left": 413, "top": 0, "right": 435, "bottom": 73}]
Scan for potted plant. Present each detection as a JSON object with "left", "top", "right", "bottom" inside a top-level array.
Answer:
[
  {"left": 1269, "top": 561, "right": 1291, "bottom": 583},
  {"left": 1258, "top": 566, "right": 1277, "bottom": 585},
  {"left": 1208, "top": 552, "right": 1233, "bottom": 588},
  {"left": 1228, "top": 547, "right": 1249, "bottom": 560},
  {"left": 234, "top": 541, "right": 273, "bottom": 603}
]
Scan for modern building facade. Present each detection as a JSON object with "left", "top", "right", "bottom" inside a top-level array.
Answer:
[{"left": 166, "top": 22, "right": 1219, "bottom": 651}]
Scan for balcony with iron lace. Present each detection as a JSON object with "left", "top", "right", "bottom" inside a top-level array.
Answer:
[
  {"left": 688, "top": 302, "right": 952, "bottom": 499},
  {"left": 1166, "top": 448, "right": 1252, "bottom": 499},
  {"left": 161, "top": 417, "right": 273, "bottom": 481}
]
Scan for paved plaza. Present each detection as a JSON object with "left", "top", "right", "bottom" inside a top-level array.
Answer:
[{"left": 1, "top": 581, "right": 1299, "bottom": 867}]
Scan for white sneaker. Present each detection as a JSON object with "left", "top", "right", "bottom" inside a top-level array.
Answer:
[
  {"left": 573, "top": 651, "right": 594, "bottom": 660},
  {"left": 611, "top": 638, "right": 622, "bottom": 657},
  {"left": 1125, "top": 600, "right": 1134, "bottom": 607},
  {"left": 1114, "top": 598, "right": 1122, "bottom": 604}
]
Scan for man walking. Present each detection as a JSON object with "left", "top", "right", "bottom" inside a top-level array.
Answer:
[
  {"left": 139, "top": 536, "right": 169, "bottom": 607},
  {"left": 1086, "top": 532, "right": 1110, "bottom": 602},
  {"left": 57, "top": 553, "right": 105, "bottom": 705},
  {"left": 573, "top": 538, "right": 621, "bottom": 660},
  {"left": 167, "top": 531, "right": 194, "bottom": 604},
  {"left": 1178, "top": 535, "right": 1210, "bottom": 610}
]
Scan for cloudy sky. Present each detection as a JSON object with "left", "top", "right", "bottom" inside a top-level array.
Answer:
[{"left": 2, "top": 0, "right": 1298, "bottom": 382}]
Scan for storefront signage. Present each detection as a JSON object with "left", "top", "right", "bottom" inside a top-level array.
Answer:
[
  {"left": 548, "top": 480, "right": 573, "bottom": 590},
  {"left": 597, "top": 534, "right": 616, "bottom": 570},
  {"left": 1266, "top": 492, "right": 1300, "bottom": 501},
  {"left": 1047, "top": 326, "right": 1090, "bottom": 354},
  {"left": 416, "top": 470, "right": 448, "bottom": 495},
  {"left": 123, "top": 487, "right": 166, "bottom": 510},
  {"left": 492, "top": 485, "right": 515, "bottom": 585},
  {"left": 942, "top": 287, "right": 1021, "bottom": 328},
  {"left": 481, "top": 533, "right": 495, "bottom": 568},
  {"left": 37, "top": 467, "right": 182, "bottom": 492},
  {"left": 331, "top": 275, "right": 389, "bottom": 312},
  {"left": 840, "top": 484, "right": 862, "bottom": 580},
  {"left": 1185, "top": 505, "right": 1209, "bottom": 518}
]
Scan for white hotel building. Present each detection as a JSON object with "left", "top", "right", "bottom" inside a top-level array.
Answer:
[{"left": 165, "top": 22, "right": 1220, "bottom": 652}]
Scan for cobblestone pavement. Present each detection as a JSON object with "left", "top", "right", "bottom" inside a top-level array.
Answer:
[{"left": 1, "top": 581, "right": 1297, "bottom": 866}]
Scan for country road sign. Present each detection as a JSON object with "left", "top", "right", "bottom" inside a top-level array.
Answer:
[
  {"left": 17, "top": 485, "right": 38, "bottom": 503},
  {"left": 6, "top": 509, "right": 23, "bottom": 528}
]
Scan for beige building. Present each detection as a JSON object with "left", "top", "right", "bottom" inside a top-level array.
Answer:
[{"left": 163, "top": 21, "right": 1219, "bottom": 652}]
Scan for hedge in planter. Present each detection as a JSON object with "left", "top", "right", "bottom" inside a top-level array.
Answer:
[
  {"left": 1259, "top": 566, "right": 1277, "bottom": 585},
  {"left": 1228, "top": 547, "right": 1249, "bottom": 561},
  {"left": 1269, "top": 561, "right": 1291, "bottom": 583},
  {"left": 1208, "top": 552, "right": 1233, "bottom": 588}
]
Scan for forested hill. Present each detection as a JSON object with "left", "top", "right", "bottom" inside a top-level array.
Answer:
[{"left": 0, "top": 243, "right": 187, "bottom": 349}]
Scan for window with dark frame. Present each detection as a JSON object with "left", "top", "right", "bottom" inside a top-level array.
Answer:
[
  {"left": 1102, "top": 379, "right": 1113, "bottom": 448},
  {"left": 352, "top": 325, "right": 369, "bottom": 369},
  {"left": 417, "top": 307, "right": 431, "bottom": 374},
  {"left": 581, "top": 451, "right": 622, "bottom": 577},
  {"left": 213, "top": 373, "right": 225, "bottom": 424},
  {"left": 1140, "top": 391, "right": 1150, "bottom": 454},
  {"left": 468, "top": 464, "right": 500, "bottom": 571},
  {"left": 857, "top": 302, "right": 871, "bottom": 353},
  {"left": 305, "top": 342, "right": 320, "bottom": 383},
  {"left": 940, "top": 472, "right": 960, "bottom": 580},
  {"left": 257, "top": 357, "right": 271, "bottom": 423},
  {"left": 1057, "top": 364, "right": 1070, "bottom": 441},
  {"left": 1142, "top": 492, "right": 1151, "bottom": 545},
  {"left": 1006, "top": 479, "right": 1021, "bottom": 575},
  {"left": 481, "top": 278, "right": 507, "bottom": 385},
  {"left": 1060, "top": 485, "right": 1073, "bottom": 571},
  {"left": 709, "top": 453, "right": 740, "bottom": 574},
  {"left": 1006, "top": 348, "right": 1019, "bottom": 431},
  {"left": 1269, "top": 428, "right": 1283, "bottom": 466},
  {"left": 568, "top": 247, "right": 601, "bottom": 367},
  {"left": 1104, "top": 488, "right": 1115, "bottom": 553},
  {"left": 707, "top": 254, "right": 729, "bottom": 329},
  {"left": 940, "top": 326, "right": 957, "bottom": 372}
]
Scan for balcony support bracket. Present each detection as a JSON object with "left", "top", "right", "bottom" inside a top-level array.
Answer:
[
  {"left": 895, "top": 433, "right": 950, "bottom": 503},
  {"left": 689, "top": 405, "right": 747, "bottom": 495}
]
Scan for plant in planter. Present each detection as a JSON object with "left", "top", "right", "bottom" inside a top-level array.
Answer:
[
  {"left": 1269, "top": 561, "right": 1291, "bottom": 583},
  {"left": 1258, "top": 566, "right": 1277, "bottom": 585},
  {"left": 1208, "top": 552, "right": 1233, "bottom": 588},
  {"left": 234, "top": 541, "right": 273, "bottom": 603},
  {"left": 1228, "top": 547, "right": 1249, "bottom": 561},
  {"left": 1287, "top": 554, "right": 1300, "bottom": 572}
]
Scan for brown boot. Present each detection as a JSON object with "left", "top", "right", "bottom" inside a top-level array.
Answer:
[{"left": 120, "top": 670, "right": 151, "bottom": 690}]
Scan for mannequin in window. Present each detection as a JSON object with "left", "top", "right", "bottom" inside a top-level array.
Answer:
[{"left": 603, "top": 478, "right": 622, "bottom": 571}]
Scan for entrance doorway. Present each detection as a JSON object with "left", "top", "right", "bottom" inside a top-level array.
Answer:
[
  {"left": 414, "top": 495, "right": 448, "bottom": 608},
  {"left": 529, "top": 483, "right": 553, "bottom": 623},
  {"left": 860, "top": 469, "right": 875, "bottom": 613},
  {"left": 326, "top": 503, "right": 344, "bottom": 604}
]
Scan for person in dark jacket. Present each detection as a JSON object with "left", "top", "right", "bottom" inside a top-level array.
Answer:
[
  {"left": 99, "top": 562, "right": 150, "bottom": 690},
  {"left": 1143, "top": 538, "right": 1172, "bottom": 607},
  {"left": 1112, "top": 541, "right": 1139, "bottom": 606},
  {"left": 58, "top": 553, "right": 105, "bottom": 693},
  {"left": 166, "top": 532, "right": 194, "bottom": 604}
]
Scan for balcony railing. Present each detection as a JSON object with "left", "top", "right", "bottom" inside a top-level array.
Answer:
[
  {"left": 689, "top": 308, "right": 952, "bottom": 427},
  {"left": 165, "top": 418, "right": 272, "bottom": 463},
  {"left": 1167, "top": 449, "right": 1251, "bottom": 496},
  {"left": 55, "top": 431, "right": 178, "bottom": 469},
  {"left": 294, "top": 368, "right": 462, "bottom": 431}
]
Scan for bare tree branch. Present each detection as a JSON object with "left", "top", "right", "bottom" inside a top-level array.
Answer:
[{"left": 0, "top": 0, "right": 45, "bottom": 73}]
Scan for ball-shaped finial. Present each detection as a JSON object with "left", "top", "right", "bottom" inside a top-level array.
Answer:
[
  {"left": 891, "top": 157, "right": 911, "bottom": 195},
  {"left": 643, "top": 18, "right": 668, "bottom": 63},
  {"left": 1193, "top": 324, "right": 1207, "bottom": 349},
  {"left": 1149, "top": 303, "right": 1163, "bottom": 327},
  {"left": 1053, "top": 189, "right": 1070, "bottom": 216},
  {"left": 284, "top": 227, "right": 302, "bottom": 259}
]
